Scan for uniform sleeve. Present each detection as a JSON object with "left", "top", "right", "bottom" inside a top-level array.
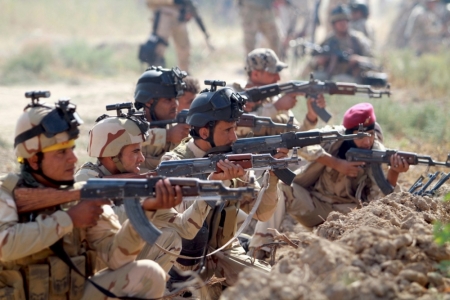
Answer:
[
  {"left": 235, "top": 171, "right": 279, "bottom": 222},
  {"left": 0, "top": 189, "right": 73, "bottom": 262},
  {"left": 85, "top": 205, "right": 145, "bottom": 270},
  {"left": 74, "top": 168, "right": 100, "bottom": 182},
  {"left": 297, "top": 114, "right": 318, "bottom": 132},
  {"left": 141, "top": 128, "right": 170, "bottom": 171},
  {"left": 144, "top": 200, "right": 211, "bottom": 240}
]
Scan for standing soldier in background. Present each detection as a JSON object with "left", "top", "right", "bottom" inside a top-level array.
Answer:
[
  {"left": 134, "top": 66, "right": 191, "bottom": 171},
  {"left": 403, "top": 0, "right": 443, "bottom": 55},
  {"left": 145, "top": 0, "right": 192, "bottom": 72},
  {"left": 349, "top": 0, "right": 375, "bottom": 45},
  {"left": 237, "top": 0, "right": 281, "bottom": 56}
]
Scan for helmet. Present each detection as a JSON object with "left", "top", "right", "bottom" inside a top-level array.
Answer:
[
  {"left": 330, "top": 4, "right": 351, "bottom": 23},
  {"left": 349, "top": 0, "right": 369, "bottom": 18},
  {"left": 186, "top": 82, "right": 246, "bottom": 147},
  {"left": 134, "top": 66, "right": 187, "bottom": 110},
  {"left": 87, "top": 116, "right": 149, "bottom": 158},
  {"left": 14, "top": 92, "right": 83, "bottom": 160},
  {"left": 186, "top": 87, "right": 246, "bottom": 127}
]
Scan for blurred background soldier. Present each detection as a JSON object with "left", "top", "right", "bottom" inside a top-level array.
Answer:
[
  {"left": 349, "top": 0, "right": 375, "bottom": 45},
  {"left": 134, "top": 66, "right": 191, "bottom": 171},
  {"left": 144, "top": 0, "right": 192, "bottom": 72},
  {"left": 310, "top": 4, "right": 375, "bottom": 83},
  {"left": 237, "top": 0, "right": 281, "bottom": 56},
  {"left": 178, "top": 75, "right": 201, "bottom": 110},
  {"left": 403, "top": 0, "right": 443, "bottom": 55}
]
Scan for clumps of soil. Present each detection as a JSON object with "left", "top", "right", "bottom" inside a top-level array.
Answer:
[{"left": 222, "top": 189, "right": 450, "bottom": 300}]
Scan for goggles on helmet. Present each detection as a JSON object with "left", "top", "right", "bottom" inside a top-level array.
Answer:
[{"left": 14, "top": 99, "right": 83, "bottom": 148}]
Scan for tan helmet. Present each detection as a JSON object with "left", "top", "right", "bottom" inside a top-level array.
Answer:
[
  {"left": 14, "top": 96, "right": 82, "bottom": 160},
  {"left": 87, "top": 116, "right": 148, "bottom": 158}
]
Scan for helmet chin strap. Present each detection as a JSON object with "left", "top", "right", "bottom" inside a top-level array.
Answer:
[
  {"left": 205, "top": 122, "right": 216, "bottom": 148},
  {"left": 112, "top": 156, "right": 127, "bottom": 173}
]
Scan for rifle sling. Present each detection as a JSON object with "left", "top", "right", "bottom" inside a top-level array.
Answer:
[{"left": 49, "top": 239, "right": 149, "bottom": 300}]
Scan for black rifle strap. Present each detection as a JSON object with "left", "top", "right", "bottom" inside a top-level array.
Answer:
[
  {"left": 152, "top": 11, "right": 161, "bottom": 35},
  {"left": 50, "top": 239, "right": 150, "bottom": 300}
]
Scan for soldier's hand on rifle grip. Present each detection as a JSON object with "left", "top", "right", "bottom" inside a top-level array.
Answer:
[
  {"left": 142, "top": 178, "right": 182, "bottom": 211},
  {"left": 272, "top": 148, "right": 289, "bottom": 159},
  {"left": 67, "top": 199, "right": 111, "bottom": 228},
  {"left": 336, "top": 160, "right": 365, "bottom": 178},
  {"left": 274, "top": 93, "right": 299, "bottom": 111},
  {"left": 210, "top": 159, "right": 246, "bottom": 181},
  {"left": 167, "top": 123, "right": 190, "bottom": 145},
  {"left": 389, "top": 154, "right": 410, "bottom": 173}
]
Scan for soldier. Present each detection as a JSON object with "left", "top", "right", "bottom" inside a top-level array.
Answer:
[
  {"left": 349, "top": 0, "right": 375, "bottom": 45},
  {"left": 0, "top": 96, "right": 182, "bottom": 299},
  {"left": 178, "top": 75, "right": 201, "bottom": 111},
  {"left": 404, "top": 0, "right": 443, "bottom": 55},
  {"left": 134, "top": 66, "right": 191, "bottom": 171},
  {"left": 237, "top": 0, "right": 281, "bottom": 56},
  {"left": 311, "top": 4, "right": 374, "bottom": 83},
  {"left": 161, "top": 85, "right": 288, "bottom": 295},
  {"left": 248, "top": 103, "right": 409, "bottom": 258},
  {"left": 233, "top": 48, "right": 326, "bottom": 137},
  {"left": 145, "top": 0, "right": 192, "bottom": 72},
  {"left": 74, "top": 112, "right": 210, "bottom": 273}
]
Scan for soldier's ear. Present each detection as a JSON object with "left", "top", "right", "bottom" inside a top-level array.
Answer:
[
  {"left": 27, "top": 155, "right": 40, "bottom": 171},
  {"left": 198, "top": 127, "right": 210, "bottom": 140}
]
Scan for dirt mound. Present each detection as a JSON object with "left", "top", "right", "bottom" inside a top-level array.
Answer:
[{"left": 222, "top": 189, "right": 450, "bottom": 300}]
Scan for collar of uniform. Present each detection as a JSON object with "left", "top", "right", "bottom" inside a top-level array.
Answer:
[
  {"left": 187, "top": 139, "right": 206, "bottom": 158},
  {"left": 96, "top": 160, "right": 113, "bottom": 177}
]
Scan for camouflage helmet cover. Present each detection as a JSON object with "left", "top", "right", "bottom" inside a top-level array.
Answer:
[
  {"left": 88, "top": 116, "right": 148, "bottom": 158},
  {"left": 14, "top": 100, "right": 82, "bottom": 159}
]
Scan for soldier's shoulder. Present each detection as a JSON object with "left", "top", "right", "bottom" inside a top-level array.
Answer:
[
  {"left": 74, "top": 162, "right": 102, "bottom": 182},
  {"left": 0, "top": 172, "right": 21, "bottom": 198}
]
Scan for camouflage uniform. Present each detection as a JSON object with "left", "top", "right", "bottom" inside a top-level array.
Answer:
[
  {"left": 0, "top": 174, "right": 167, "bottom": 299},
  {"left": 75, "top": 162, "right": 211, "bottom": 273},
  {"left": 232, "top": 81, "right": 318, "bottom": 138},
  {"left": 146, "top": 0, "right": 190, "bottom": 72},
  {"left": 250, "top": 125, "right": 388, "bottom": 251},
  {"left": 313, "top": 29, "right": 373, "bottom": 82},
  {"left": 404, "top": 2, "right": 442, "bottom": 55},
  {"left": 350, "top": 18, "right": 375, "bottom": 45},
  {"left": 141, "top": 126, "right": 176, "bottom": 172},
  {"left": 161, "top": 138, "right": 277, "bottom": 286},
  {"left": 237, "top": 0, "right": 281, "bottom": 56}
]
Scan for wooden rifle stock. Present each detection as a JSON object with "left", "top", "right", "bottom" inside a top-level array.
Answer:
[{"left": 14, "top": 188, "right": 81, "bottom": 214}]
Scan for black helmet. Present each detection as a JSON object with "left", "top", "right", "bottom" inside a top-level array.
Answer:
[
  {"left": 350, "top": 0, "right": 369, "bottom": 18},
  {"left": 134, "top": 66, "right": 187, "bottom": 110},
  {"left": 330, "top": 4, "right": 351, "bottom": 23},
  {"left": 187, "top": 81, "right": 246, "bottom": 146}
]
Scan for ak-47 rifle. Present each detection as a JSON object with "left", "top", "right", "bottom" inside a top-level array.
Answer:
[
  {"left": 220, "top": 127, "right": 370, "bottom": 184},
  {"left": 240, "top": 73, "right": 391, "bottom": 123},
  {"left": 13, "top": 177, "right": 254, "bottom": 245},
  {"left": 182, "top": 0, "right": 214, "bottom": 51},
  {"left": 150, "top": 109, "right": 299, "bottom": 133},
  {"left": 346, "top": 148, "right": 450, "bottom": 195},
  {"left": 155, "top": 150, "right": 301, "bottom": 184}
]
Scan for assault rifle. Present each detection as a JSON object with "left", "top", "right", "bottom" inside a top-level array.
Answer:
[
  {"left": 409, "top": 172, "right": 450, "bottom": 196},
  {"left": 156, "top": 150, "right": 301, "bottom": 185},
  {"left": 346, "top": 148, "right": 450, "bottom": 195},
  {"left": 240, "top": 73, "right": 391, "bottom": 123},
  {"left": 14, "top": 177, "right": 254, "bottom": 245},
  {"left": 182, "top": 0, "right": 214, "bottom": 51},
  {"left": 222, "top": 127, "right": 370, "bottom": 183},
  {"left": 150, "top": 109, "right": 299, "bottom": 133}
]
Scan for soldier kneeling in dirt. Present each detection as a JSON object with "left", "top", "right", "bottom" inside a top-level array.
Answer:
[{"left": 249, "top": 103, "right": 409, "bottom": 259}]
